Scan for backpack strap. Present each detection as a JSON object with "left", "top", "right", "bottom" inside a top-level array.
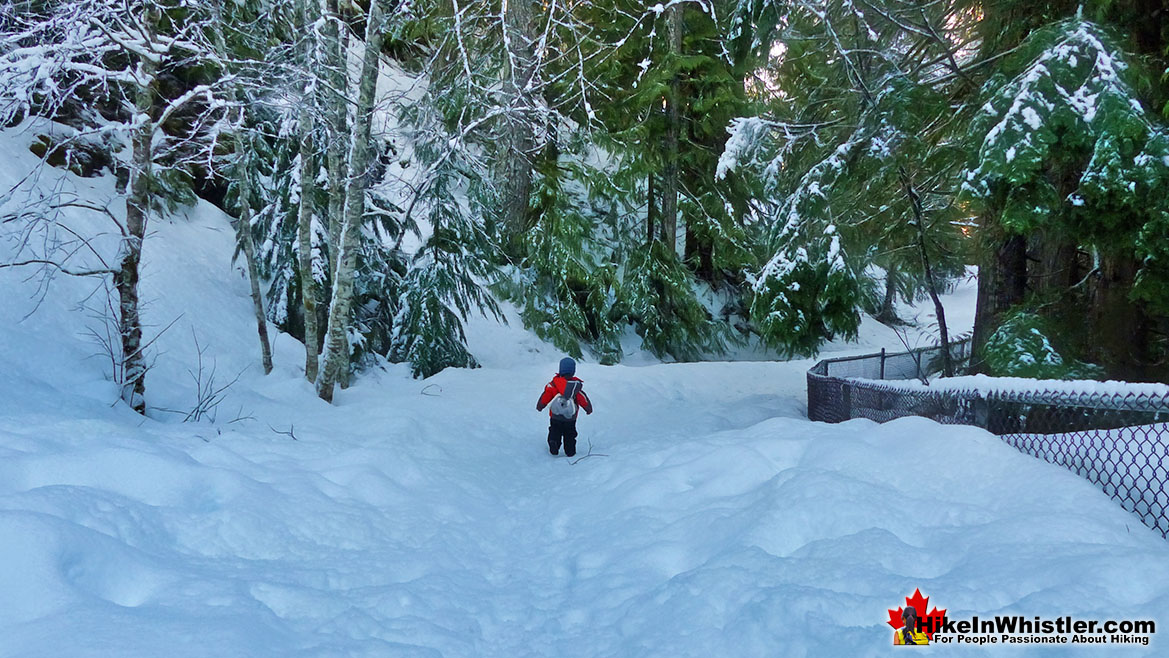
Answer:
[{"left": 563, "top": 380, "right": 582, "bottom": 398}]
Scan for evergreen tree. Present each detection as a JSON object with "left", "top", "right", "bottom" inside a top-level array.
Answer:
[
  {"left": 964, "top": 18, "right": 1169, "bottom": 378},
  {"left": 389, "top": 118, "right": 502, "bottom": 378},
  {"left": 723, "top": 0, "right": 975, "bottom": 356},
  {"left": 502, "top": 155, "right": 624, "bottom": 364}
]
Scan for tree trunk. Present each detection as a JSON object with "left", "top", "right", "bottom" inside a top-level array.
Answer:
[
  {"left": 210, "top": 0, "right": 274, "bottom": 376},
  {"left": 900, "top": 166, "right": 951, "bottom": 376},
  {"left": 322, "top": 0, "right": 352, "bottom": 388},
  {"left": 296, "top": 105, "right": 320, "bottom": 381},
  {"left": 237, "top": 139, "right": 274, "bottom": 375},
  {"left": 498, "top": 0, "right": 536, "bottom": 258},
  {"left": 646, "top": 173, "right": 656, "bottom": 246},
  {"left": 658, "top": 3, "right": 682, "bottom": 255},
  {"left": 316, "top": 0, "right": 385, "bottom": 403},
  {"left": 1088, "top": 252, "right": 1148, "bottom": 380},
  {"left": 295, "top": 0, "right": 321, "bottom": 381},
  {"left": 970, "top": 213, "right": 1027, "bottom": 372},
  {"left": 875, "top": 270, "right": 898, "bottom": 325},
  {"left": 1029, "top": 229, "right": 1079, "bottom": 299},
  {"left": 323, "top": 0, "right": 348, "bottom": 270},
  {"left": 683, "top": 223, "right": 715, "bottom": 282},
  {"left": 117, "top": 9, "right": 160, "bottom": 414}
]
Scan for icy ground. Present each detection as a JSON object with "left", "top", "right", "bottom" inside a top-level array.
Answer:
[{"left": 2, "top": 130, "right": 1168, "bottom": 656}]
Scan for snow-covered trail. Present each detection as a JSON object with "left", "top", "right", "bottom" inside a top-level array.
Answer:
[
  {"left": 4, "top": 344, "right": 1169, "bottom": 657},
  {"left": 172, "top": 358, "right": 812, "bottom": 656},
  {"left": 0, "top": 349, "right": 811, "bottom": 657}
]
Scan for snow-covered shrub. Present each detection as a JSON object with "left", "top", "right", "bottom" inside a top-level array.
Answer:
[
  {"left": 749, "top": 230, "right": 861, "bottom": 358},
  {"left": 390, "top": 250, "right": 482, "bottom": 379},
  {"left": 622, "top": 241, "right": 725, "bottom": 361},
  {"left": 982, "top": 311, "right": 1104, "bottom": 380},
  {"left": 389, "top": 153, "right": 501, "bottom": 378}
]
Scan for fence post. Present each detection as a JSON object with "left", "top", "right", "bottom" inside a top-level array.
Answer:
[
  {"left": 880, "top": 348, "right": 886, "bottom": 380},
  {"left": 841, "top": 381, "right": 852, "bottom": 421},
  {"left": 972, "top": 394, "right": 989, "bottom": 429}
]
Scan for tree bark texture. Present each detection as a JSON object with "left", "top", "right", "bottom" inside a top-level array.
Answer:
[
  {"left": 658, "top": 3, "right": 682, "bottom": 255},
  {"left": 498, "top": 0, "right": 536, "bottom": 258},
  {"left": 296, "top": 0, "right": 321, "bottom": 381},
  {"left": 1028, "top": 229, "right": 1080, "bottom": 299},
  {"left": 316, "top": 0, "right": 385, "bottom": 402},
  {"left": 296, "top": 107, "right": 320, "bottom": 381},
  {"left": 970, "top": 213, "right": 1027, "bottom": 372},
  {"left": 118, "top": 9, "right": 160, "bottom": 414},
  {"left": 1087, "top": 252, "right": 1150, "bottom": 381},
  {"left": 323, "top": 0, "right": 349, "bottom": 270}
]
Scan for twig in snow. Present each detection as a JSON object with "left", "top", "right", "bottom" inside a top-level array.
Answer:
[
  {"left": 182, "top": 329, "right": 245, "bottom": 423},
  {"left": 420, "top": 384, "right": 443, "bottom": 397},
  {"left": 228, "top": 406, "right": 255, "bottom": 424},
  {"left": 569, "top": 437, "right": 608, "bottom": 465},
  {"left": 269, "top": 423, "right": 298, "bottom": 441}
]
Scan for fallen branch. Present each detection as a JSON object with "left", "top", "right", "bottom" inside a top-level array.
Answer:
[
  {"left": 269, "top": 423, "right": 298, "bottom": 441},
  {"left": 227, "top": 406, "right": 255, "bottom": 424},
  {"left": 570, "top": 437, "right": 608, "bottom": 465}
]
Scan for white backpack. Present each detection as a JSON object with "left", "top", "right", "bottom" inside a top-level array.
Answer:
[{"left": 549, "top": 380, "right": 582, "bottom": 420}]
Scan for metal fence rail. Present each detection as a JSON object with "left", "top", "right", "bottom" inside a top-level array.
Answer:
[{"left": 807, "top": 342, "right": 1169, "bottom": 538}]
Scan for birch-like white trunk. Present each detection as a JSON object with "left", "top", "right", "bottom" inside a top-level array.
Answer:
[
  {"left": 323, "top": 0, "right": 349, "bottom": 269},
  {"left": 322, "top": 0, "right": 352, "bottom": 388},
  {"left": 315, "top": 0, "right": 384, "bottom": 402},
  {"left": 297, "top": 0, "right": 321, "bottom": 381},
  {"left": 118, "top": 9, "right": 160, "bottom": 414},
  {"left": 296, "top": 112, "right": 320, "bottom": 381}
]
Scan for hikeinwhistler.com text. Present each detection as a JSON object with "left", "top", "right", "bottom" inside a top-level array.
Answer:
[{"left": 925, "top": 615, "right": 1155, "bottom": 646}]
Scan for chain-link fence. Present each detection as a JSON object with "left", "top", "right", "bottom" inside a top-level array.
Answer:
[{"left": 807, "top": 342, "right": 1169, "bottom": 538}]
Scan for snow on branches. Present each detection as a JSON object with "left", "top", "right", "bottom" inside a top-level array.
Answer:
[
  {"left": 964, "top": 18, "right": 1169, "bottom": 313},
  {"left": 0, "top": 0, "right": 234, "bottom": 412},
  {"left": 965, "top": 19, "right": 1169, "bottom": 223}
]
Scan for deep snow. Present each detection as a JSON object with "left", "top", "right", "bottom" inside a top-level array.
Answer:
[{"left": 1, "top": 124, "right": 1167, "bottom": 657}]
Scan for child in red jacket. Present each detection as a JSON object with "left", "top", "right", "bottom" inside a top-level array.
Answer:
[{"left": 536, "top": 357, "right": 593, "bottom": 457}]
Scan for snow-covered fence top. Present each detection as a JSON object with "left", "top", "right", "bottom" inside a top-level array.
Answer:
[
  {"left": 807, "top": 344, "right": 1169, "bottom": 538},
  {"left": 853, "top": 373, "right": 1169, "bottom": 404},
  {"left": 806, "top": 341, "right": 973, "bottom": 423}
]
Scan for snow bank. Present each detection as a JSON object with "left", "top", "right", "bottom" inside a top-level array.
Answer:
[{"left": 1, "top": 363, "right": 1168, "bottom": 656}]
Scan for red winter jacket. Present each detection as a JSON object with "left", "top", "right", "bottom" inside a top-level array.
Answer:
[{"left": 536, "top": 374, "right": 593, "bottom": 420}]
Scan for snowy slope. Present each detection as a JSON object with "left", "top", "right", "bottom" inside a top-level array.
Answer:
[{"left": 1, "top": 125, "right": 1168, "bottom": 656}]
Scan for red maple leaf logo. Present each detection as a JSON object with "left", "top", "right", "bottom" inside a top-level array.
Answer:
[{"left": 887, "top": 588, "right": 948, "bottom": 640}]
